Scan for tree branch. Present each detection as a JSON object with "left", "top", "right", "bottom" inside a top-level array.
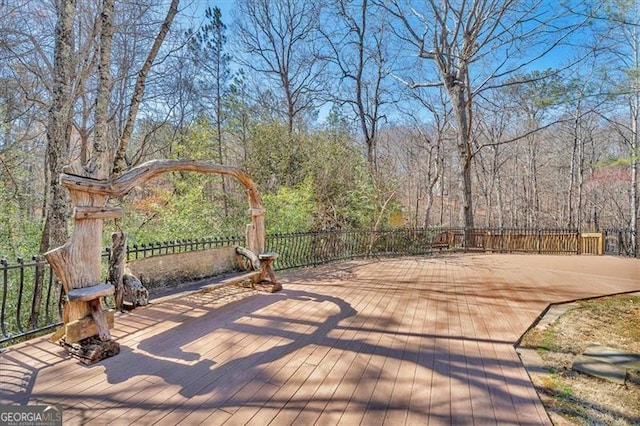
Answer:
[{"left": 112, "top": 0, "right": 179, "bottom": 177}]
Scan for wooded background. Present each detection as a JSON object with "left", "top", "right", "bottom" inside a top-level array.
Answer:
[{"left": 0, "top": 0, "right": 638, "bottom": 258}]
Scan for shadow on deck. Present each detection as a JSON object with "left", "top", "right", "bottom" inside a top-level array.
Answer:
[{"left": 1, "top": 254, "right": 638, "bottom": 425}]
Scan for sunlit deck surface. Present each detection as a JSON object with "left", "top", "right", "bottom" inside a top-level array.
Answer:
[{"left": 2, "top": 254, "right": 639, "bottom": 425}]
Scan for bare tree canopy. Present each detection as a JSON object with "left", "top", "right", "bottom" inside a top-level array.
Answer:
[
  {"left": 234, "top": 0, "right": 327, "bottom": 132},
  {"left": 0, "top": 0, "right": 638, "bottom": 259},
  {"left": 381, "top": 0, "right": 593, "bottom": 229}
]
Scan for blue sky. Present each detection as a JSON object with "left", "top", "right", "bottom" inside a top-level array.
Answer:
[
  {"left": 185, "top": 0, "right": 237, "bottom": 25},
  {"left": 179, "top": 0, "right": 607, "bottom": 124}
]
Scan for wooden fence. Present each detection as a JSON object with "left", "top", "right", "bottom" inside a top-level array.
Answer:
[
  {"left": 440, "top": 229, "right": 604, "bottom": 255},
  {"left": 579, "top": 233, "right": 604, "bottom": 255}
]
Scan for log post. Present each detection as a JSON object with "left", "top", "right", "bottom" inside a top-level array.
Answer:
[
  {"left": 108, "top": 231, "right": 127, "bottom": 311},
  {"left": 45, "top": 189, "right": 122, "bottom": 362},
  {"left": 45, "top": 191, "right": 110, "bottom": 324},
  {"left": 249, "top": 208, "right": 266, "bottom": 254},
  {"left": 88, "top": 299, "right": 110, "bottom": 340},
  {"left": 258, "top": 252, "right": 281, "bottom": 293}
]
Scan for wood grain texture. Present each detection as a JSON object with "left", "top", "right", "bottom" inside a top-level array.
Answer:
[{"left": 4, "top": 255, "right": 639, "bottom": 424}]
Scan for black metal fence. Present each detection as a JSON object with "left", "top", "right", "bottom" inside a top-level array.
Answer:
[
  {"left": 1, "top": 256, "right": 64, "bottom": 346},
  {"left": 1, "top": 227, "right": 637, "bottom": 347},
  {"left": 122, "top": 236, "right": 245, "bottom": 261},
  {"left": 265, "top": 228, "right": 444, "bottom": 270},
  {"left": 1, "top": 236, "right": 245, "bottom": 346}
]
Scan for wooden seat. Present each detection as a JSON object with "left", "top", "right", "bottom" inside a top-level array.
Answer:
[
  {"left": 236, "top": 246, "right": 261, "bottom": 271},
  {"left": 259, "top": 252, "right": 278, "bottom": 261},
  {"left": 67, "top": 283, "right": 115, "bottom": 302},
  {"left": 258, "top": 252, "right": 280, "bottom": 292},
  {"left": 63, "top": 284, "right": 115, "bottom": 345}
]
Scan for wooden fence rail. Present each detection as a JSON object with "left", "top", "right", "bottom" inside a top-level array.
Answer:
[{"left": 440, "top": 229, "right": 603, "bottom": 255}]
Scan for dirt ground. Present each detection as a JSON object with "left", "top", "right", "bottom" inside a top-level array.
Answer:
[{"left": 519, "top": 294, "right": 640, "bottom": 425}]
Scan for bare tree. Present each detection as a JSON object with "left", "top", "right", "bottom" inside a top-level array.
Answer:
[
  {"left": 402, "top": 87, "right": 451, "bottom": 227},
  {"left": 599, "top": 0, "right": 639, "bottom": 253},
  {"left": 562, "top": 0, "right": 640, "bottom": 248},
  {"left": 500, "top": 71, "right": 565, "bottom": 227},
  {"left": 475, "top": 115, "right": 509, "bottom": 227},
  {"left": 0, "top": 2, "right": 52, "bottom": 250},
  {"left": 383, "top": 0, "right": 590, "bottom": 230},
  {"left": 235, "top": 0, "right": 326, "bottom": 133},
  {"left": 390, "top": 121, "right": 443, "bottom": 228},
  {"left": 112, "top": 0, "right": 179, "bottom": 176},
  {"left": 321, "top": 0, "right": 393, "bottom": 170},
  {"left": 90, "top": 0, "right": 115, "bottom": 179}
]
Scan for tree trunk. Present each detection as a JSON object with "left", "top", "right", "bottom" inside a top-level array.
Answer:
[
  {"left": 112, "top": 0, "right": 179, "bottom": 176},
  {"left": 422, "top": 148, "right": 439, "bottom": 229},
  {"left": 45, "top": 191, "right": 109, "bottom": 325},
  {"left": 216, "top": 70, "right": 229, "bottom": 218},
  {"left": 492, "top": 146, "right": 505, "bottom": 228},
  {"left": 628, "top": 2, "right": 639, "bottom": 256},
  {"left": 568, "top": 113, "right": 578, "bottom": 228},
  {"left": 449, "top": 83, "right": 474, "bottom": 230},
  {"left": 439, "top": 149, "right": 446, "bottom": 225},
  {"left": 526, "top": 132, "right": 540, "bottom": 227},
  {"left": 88, "top": 0, "right": 114, "bottom": 179},
  {"left": 631, "top": 89, "right": 639, "bottom": 256},
  {"left": 577, "top": 122, "right": 585, "bottom": 230},
  {"left": 40, "top": 0, "right": 75, "bottom": 255},
  {"left": 28, "top": 258, "right": 44, "bottom": 329}
]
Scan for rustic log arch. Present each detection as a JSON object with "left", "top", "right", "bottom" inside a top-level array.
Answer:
[{"left": 45, "top": 160, "right": 268, "bottom": 360}]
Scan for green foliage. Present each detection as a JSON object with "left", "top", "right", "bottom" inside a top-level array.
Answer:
[
  {"left": 243, "top": 121, "right": 312, "bottom": 190},
  {"left": 186, "top": 5, "right": 232, "bottom": 120},
  {"left": 0, "top": 187, "right": 42, "bottom": 257},
  {"left": 0, "top": 108, "right": 402, "bottom": 258},
  {"left": 602, "top": 0, "right": 636, "bottom": 23},
  {"left": 244, "top": 117, "right": 381, "bottom": 233},
  {"left": 172, "top": 117, "right": 218, "bottom": 160},
  {"left": 503, "top": 70, "right": 569, "bottom": 115},
  {"left": 324, "top": 104, "right": 352, "bottom": 135},
  {"left": 109, "top": 120, "right": 249, "bottom": 245},
  {"left": 305, "top": 132, "right": 378, "bottom": 229},
  {"left": 225, "top": 71, "right": 253, "bottom": 155},
  {"left": 111, "top": 174, "right": 248, "bottom": 245},
  {"left": 105, "top": 115, "right": 400, "bottom": 244},
  {"left": 243, "top": 120, "right": 393, "bottom": 231},
  {"left": 263, "top": 178, "right": 316, "bottom": 234},
  {"left": 593, "top": 154, "right": 639, "bottom": 168},
  {"left": 0, "top": 171, "right": 42, "bottom": 258}
]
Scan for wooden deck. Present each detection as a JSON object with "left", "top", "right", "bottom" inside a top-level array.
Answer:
[{"left": 1, "top": 254, "right": 639, "bottom": 425}]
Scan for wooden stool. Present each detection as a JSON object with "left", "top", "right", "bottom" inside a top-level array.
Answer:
[{"left": 258, "top": 252, "right": 281, "bottom": 292}]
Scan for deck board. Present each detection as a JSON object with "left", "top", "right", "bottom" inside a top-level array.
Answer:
[{"left": 1, "top": 254, "right": 638, "bottom": 425}]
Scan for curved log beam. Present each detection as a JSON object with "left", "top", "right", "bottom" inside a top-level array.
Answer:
[
  {"left": 61, "top": 159, "right": 266, "bottom": 254},
  {"left": 61, "top": 160, "right": 264, "bottom": 210},
  {"left": 236, "top": 246, "right": 261, "bottom": 271}
]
